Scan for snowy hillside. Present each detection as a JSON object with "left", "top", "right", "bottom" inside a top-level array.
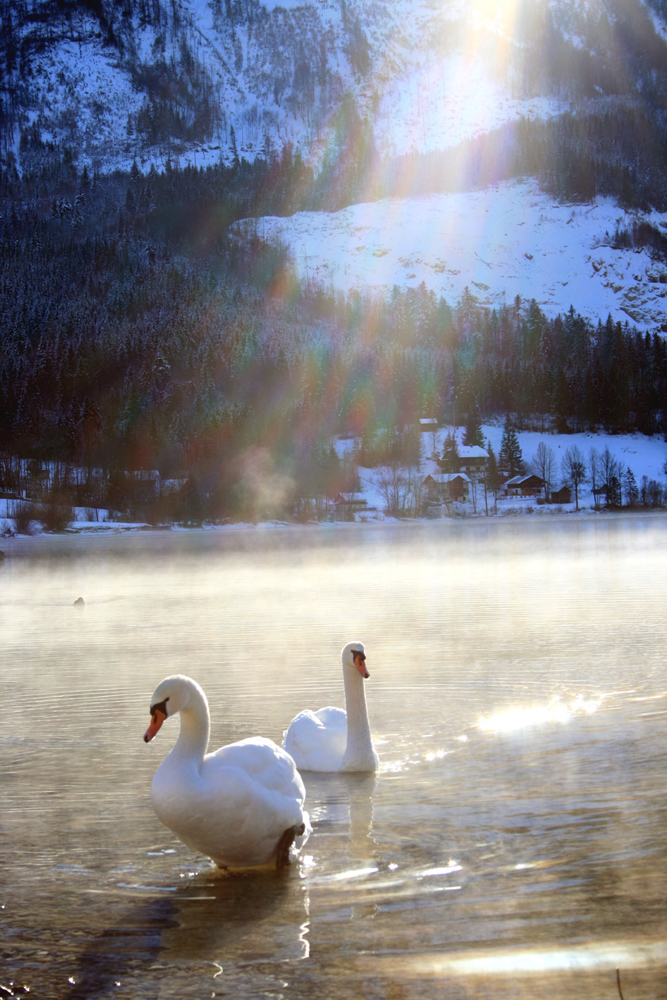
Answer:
[
  {"left": 11, "top": 0, "right": 661, "bottom": 330},
  {"left": 245, "top": 178, "right": 667, "bottom": 330},
  {"left": 15, "top": 0, "right": 553, "bottom": 173}
]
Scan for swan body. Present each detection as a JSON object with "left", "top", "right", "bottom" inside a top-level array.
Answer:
[
  {"left": 283, "top": 642, "right": 378, "bottom": 773},
  {"left": 144, "top": 675, "right": 309, "bottom": 869}
]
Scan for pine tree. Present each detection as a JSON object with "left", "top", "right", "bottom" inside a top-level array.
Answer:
[
  {"left": 440, "top": 431, "right": 460, "bottom": 472},
  {"left": 623, "top": 467, "right": 639, "bottom": 507},
  {"left": 463, "top": 402, "right": 484, "bottom": 447},
  {"left": 229, "top": 124, "right": 240, "bottom": 169},
  {"left": 498, "top": 416, "right": 523, "bottom": 478}
]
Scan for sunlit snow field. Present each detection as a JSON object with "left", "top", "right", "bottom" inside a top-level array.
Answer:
[{"left": 247, "top": 179, "right": 667, "bottom": 330}]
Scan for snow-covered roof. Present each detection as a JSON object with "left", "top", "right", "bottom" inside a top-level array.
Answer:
[
  {"left": 424, "top": 473, "right": 472, "bottom": 484},
  {"left": 458, "top": 446, "right": 489, "bottom": 459},
  {"left": 506, "top": 474, "right": 543, "bottom": 486}
]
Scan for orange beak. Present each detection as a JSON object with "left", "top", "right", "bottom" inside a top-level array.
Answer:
[
  {"left": 353, "top": 653, "right": 370, "bottom": 679},
  {"left": 144, "top": 708, "right": 167, "bottom": 743}
]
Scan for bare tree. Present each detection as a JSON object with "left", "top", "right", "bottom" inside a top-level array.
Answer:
[
  {"left": 376, "top": 464, "right": 411, "bottom": 516},
  {"left": 588, "top": 446, "right": 601, "bottom": 509},
  {"left": 562, "top": 445, "right": 587, "bottom": 511},
  {"left": 377, "top": 465, "right": 425, "bottom": 517},
  {"left": 408, "top": 471, "right": 426, "bottom": 516},
  {"left": 532, "top": 441, "right": 557, "bottom": 500}
]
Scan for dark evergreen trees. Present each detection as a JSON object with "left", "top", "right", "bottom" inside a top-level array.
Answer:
[
  {"left": 623, "top": 467, "right": 639, "bottom": 507},
  {"left": 498, "top": 417, "right": 524, "bottom": 478},
  {"left": 463, "top": 402, "right": 484, "bottom": 447},
  {"left": 440, "top": 432, "right": 460, "bottom": 472},
  {"left": 2, "top": 148, "right": 667, "bottom": 523}
]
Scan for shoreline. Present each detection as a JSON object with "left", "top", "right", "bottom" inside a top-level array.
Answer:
[{"left": 2, "top": 505, "right": 667, "bottom": 560}]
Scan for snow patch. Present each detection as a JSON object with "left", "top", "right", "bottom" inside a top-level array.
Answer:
[{"left": 246, "top": 178, "right": 667, "bottom": 329}]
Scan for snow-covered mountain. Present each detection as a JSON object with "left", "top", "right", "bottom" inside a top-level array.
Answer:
[
  {"left": 4, "top": 0, "right": 667, "bottom": 176},
  {"left": 4, "top": 0, "right": 667, "bottom": 332},
  {"left": 6, "top": 0, "right": 667, "bottom": 526}
]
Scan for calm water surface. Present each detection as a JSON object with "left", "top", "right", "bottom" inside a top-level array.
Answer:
[{"left": 1, "top": 516, "right": 666, "bottom": 999}]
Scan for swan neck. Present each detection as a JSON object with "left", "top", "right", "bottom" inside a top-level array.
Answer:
[
  {"left": 174, "top": 689, "right": 210, "bottom": 761},
  {"left": 341, "top": 665, "right": 373, "bottom": 763}
]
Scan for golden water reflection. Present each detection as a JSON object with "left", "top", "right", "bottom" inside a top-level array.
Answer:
[
  {"left": 1, "top": 517, "right": 667, "bottom": 998},
  {"left": 478, "top": 693, "right": 601, "bottom": 733}
]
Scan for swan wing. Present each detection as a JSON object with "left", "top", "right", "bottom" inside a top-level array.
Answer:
[
  {"left": 208, "top": 736, "right": 305, "bottom": 800},
  {"left": 155, "top": 737, "right": 308, "bottom": 868},
  {"left": 283, "top": 706, "right": 347, "bottom": 772}
]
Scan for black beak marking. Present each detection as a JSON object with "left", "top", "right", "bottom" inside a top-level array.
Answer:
[{"left": 149, "top": 697, "right": 169, "bottom": 719}]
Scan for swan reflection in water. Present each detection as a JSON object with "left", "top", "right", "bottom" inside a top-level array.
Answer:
[
  {"left": 59, "top": 774, "right": 379, "bottom": 998},
  {"left": 161, "top": 868, "right": 311, "bottom": 964},
  {"left": 303, "top": 772, "right": 378, "bottom": 873},
  {"left": 61, "top": 868, "right": 310, "bottom": 999}
]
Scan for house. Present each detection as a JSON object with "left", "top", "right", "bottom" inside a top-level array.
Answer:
[
  {"left": 333, "top": 492, "right": 368, "bottom": 512},
  {"left": 422, "top": 473, "right": 471, "bottom": 503},
  {"left": 456, "top": 446, "right": 489, "bottom": 482},
  {"left": 549, "top": 484, "right": 572, "bottom": 504},
  {"left": 505, "top": 473, "right": 544, "bottom": 497},
  {"left": 419, "top": 417, "right": 439, "bottom": 432},
  {"left": 440, "top": 445, "right": 489, "bottom": 481},
  {"left": 592, "top": 482, "right": 621, "bottom": 506}
]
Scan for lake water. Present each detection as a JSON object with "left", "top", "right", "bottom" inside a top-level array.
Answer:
[{"left": 1, "top": 516, "right": 667, "bottom": 999}]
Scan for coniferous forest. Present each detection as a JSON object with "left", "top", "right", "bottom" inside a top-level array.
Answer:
[{"left": 3, "top": 131, "right": 667, "bottom": 525}]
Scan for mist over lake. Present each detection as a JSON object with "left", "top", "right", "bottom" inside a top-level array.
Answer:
[{"left": 2, "top": 516, "right": 666, "bottom": 998}]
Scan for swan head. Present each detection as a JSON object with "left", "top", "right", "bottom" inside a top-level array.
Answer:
[
  {"left": 143, "top": 674, "right": 203, "bottom": 742},
  {"left": 342, "top": 641, "right": 369, "bottom": 679}
]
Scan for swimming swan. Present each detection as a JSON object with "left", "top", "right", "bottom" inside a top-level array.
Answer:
[
  {"left": 144, "top": 674, "right": 309, "bottom": 869},
  {"left": 283, "top": 642, "right": 378, "bottom": 772}
]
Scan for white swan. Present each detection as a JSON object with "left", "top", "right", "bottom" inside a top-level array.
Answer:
[
  {"left": 144, "top": 674, "right": 309, "bottom": 869},
  {"left": 283, "top": 642, "right": 378, "bottom": 772}
]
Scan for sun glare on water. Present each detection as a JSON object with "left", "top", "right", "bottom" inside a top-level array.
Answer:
[{"left": 478, "top": 696, "right": 600, "bottom": 734}]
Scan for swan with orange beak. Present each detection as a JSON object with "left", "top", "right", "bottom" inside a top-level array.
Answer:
[
  {"left": 144, "top": 674, "right": 309, "bottom": 869},
  {"left": 283, "top": 641, "right": 378, "bottom": 772}
]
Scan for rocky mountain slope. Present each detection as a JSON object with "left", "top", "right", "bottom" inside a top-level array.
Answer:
[{"left": 3, "top": 0, "right": 667, "bottom": 184}]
